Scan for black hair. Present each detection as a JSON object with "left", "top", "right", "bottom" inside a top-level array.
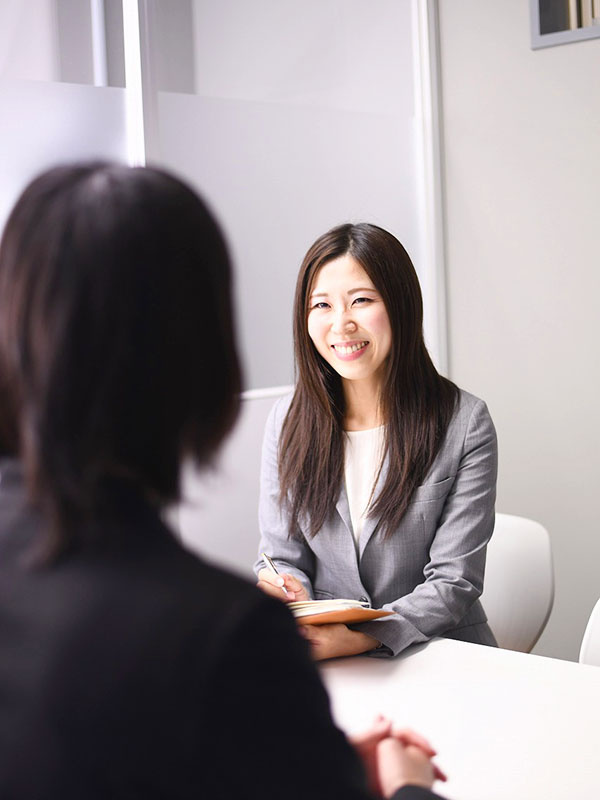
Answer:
[{"left": 0, "top": 162, "right": 241, "bottom": 557}]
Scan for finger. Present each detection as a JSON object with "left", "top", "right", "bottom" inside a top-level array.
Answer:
[
  {"left": 350, "top": 717, "right": 393, "bottom": 748},
  {"left": 401, "top": 744, "right": 447, "bottom": 782},
  {"left": 259, "top": 570, "right": 305, "bottom": 599},
  {"left": 392, "top": 727, "right": 435, "bottom": 753},
  {"left": 376, "top": 738, "right": 435, "bottom": 796},
  {"left": 280, "top": 573, "right": 306, "bottom": 593},
  {"left": 257, "top": 569, "right": 286, "bottom": 588},
  {"left": 392, "top": 727, "right": 437, "bottom": 757},
  {"left": 404, "top": 743, "right": 436, "bottom": 780},
  {"left": 256, "top": 579, "right": 296, "bottom": 601},
  {"left": 298, "top": 624, "right": 321, "bottom": 639},
  {"left": 363, "top": 715, "right": 393, "bottom": 736}
]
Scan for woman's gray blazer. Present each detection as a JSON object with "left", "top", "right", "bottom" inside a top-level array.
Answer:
[{"left": 255, "top": 389, "right": 498, "bottom": 656}]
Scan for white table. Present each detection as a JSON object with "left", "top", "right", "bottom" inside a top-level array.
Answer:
[{"left": 320, "top": 639, "right": 600, "bottom": 800}]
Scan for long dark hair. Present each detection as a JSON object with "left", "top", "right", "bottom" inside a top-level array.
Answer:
[
  {"left": 279, "top": 222, "right": 458, "bottom": 540},
  {"left": 0, "top": 162, "right": 241, "bottom": 557}
]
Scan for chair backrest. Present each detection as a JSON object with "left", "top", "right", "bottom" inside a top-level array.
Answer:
[
  {"left": 579, "top": 598, "right": 600, "bottom": 666},
  {"left": 480, "top": 513, "right": 554, "bottom": 653}
]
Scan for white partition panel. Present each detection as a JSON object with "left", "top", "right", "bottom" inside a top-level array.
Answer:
[
  {"left": 0, "top": 80, "right": 127, "bottom": 228},
  {"left": 178, "top": 389, "right": 291, "bottom": 579},
  {"left": 0, "top": 0, "right": 128, "bottom": 229},
  {"left": 148, "top": 0, "right": 427, "bottom": 390}
]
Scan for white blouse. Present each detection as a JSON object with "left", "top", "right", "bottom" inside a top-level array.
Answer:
[{"left": 343, "top": 426, "right": 385, "bottom": 547}]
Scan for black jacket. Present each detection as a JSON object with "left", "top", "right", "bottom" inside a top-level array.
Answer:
[{"left": 0, "top": 460, "right": 442, "bottom": 800}]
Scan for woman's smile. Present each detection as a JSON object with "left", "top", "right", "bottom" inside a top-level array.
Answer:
[{"left": 331, "top": 340, "right": 370, "bottom": 360}]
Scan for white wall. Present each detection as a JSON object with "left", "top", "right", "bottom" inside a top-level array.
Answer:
[
  {"left": 1, "top": 0, "right": 58, "bottom": 82},
  {"left": 438, "top": 0, "right": 600, "bottom": 660}
]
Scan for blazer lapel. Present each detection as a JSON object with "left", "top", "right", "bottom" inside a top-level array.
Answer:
[{"left": 335, "top": 487, "right": 353, "bottom": 538}]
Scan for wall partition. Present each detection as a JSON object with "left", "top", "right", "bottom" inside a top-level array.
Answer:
[
  {"left": 1, "top": 0, "right": 446, "bottom": 390},
  {"left": 135, "top": 0, "right": 448, "bottom": 389}
]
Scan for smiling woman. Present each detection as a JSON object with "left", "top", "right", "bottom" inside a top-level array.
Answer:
[{"left": 254, "top": 223, "right": 499, "bottom": 661}]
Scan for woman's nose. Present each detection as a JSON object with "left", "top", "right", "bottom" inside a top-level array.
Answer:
[{"left": 331, "top": 308, "right": 356, "bottom": 334}]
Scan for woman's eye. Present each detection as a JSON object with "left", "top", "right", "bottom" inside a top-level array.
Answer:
[
  {"left": 353, "top": 296, "right": 373, "bottom": 305},
  {"left": 312, "top": 301, "right": 330, "bottom": 310}
]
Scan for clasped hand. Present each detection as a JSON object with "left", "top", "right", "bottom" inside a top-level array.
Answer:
[{"left": 351, "top": 715, "right": 447, "bottom": 798}]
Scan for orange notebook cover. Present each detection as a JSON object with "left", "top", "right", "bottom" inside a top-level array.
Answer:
[{"left": 288, "top": 599, "right": 394, "bottom": 626}]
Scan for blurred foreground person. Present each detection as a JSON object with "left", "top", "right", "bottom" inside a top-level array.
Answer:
[{"left": 0, "top": 163, "right": 445, "bottom": 799}]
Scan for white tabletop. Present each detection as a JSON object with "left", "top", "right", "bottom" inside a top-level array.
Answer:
[{"left": 320, "top": 639, "right": 600, "bottom": 800}]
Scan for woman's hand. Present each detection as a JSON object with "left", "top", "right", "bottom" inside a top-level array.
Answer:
[
  {"left": 298, "top": 622, "right": 379, "bottom": 661},
  {"left": 351, "top": 717, "right": 447, "bottom": 797},
  {"left": 350, "top": 715, "right": 394, "bottom": 795},
  {"left": 377, "top": 738, "right": 439, "bottom": 798},
  {"left": 256, "top": 569, "right": 309, "bottom": 602},
  {"left": 390, "top": 728, "right": 447, "bottom": 784}
]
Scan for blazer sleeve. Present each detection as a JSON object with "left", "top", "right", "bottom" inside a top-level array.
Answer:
[
  {"left": 357, "top": 398, "right": 498, "bottom": 656},
  {"left": 253, "top": 396, "right": 316, "bottom": 598}
]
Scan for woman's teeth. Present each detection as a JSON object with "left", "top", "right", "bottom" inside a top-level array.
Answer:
[{"left": 333, "top": 342, "right": 367, "bottom": 355}]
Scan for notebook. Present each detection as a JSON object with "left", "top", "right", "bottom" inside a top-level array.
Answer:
[{"left": 287, "top": 598, "right": 394, "bottom": 626}]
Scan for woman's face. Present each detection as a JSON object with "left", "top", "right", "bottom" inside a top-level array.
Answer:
[{"left": 307, "top": 254, "right": 392, "bottom": 390}]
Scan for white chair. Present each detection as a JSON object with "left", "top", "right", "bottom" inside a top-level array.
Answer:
[
  {"left": 480, "top": 513, "right": 554, "bottom": 653},
  {"left": 579, "top": 598, "right": 600, "bottom": 666}
]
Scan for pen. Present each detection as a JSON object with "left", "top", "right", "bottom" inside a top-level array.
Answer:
[{"left": 261, "top": 552, "right": 289, "bottom": 596}]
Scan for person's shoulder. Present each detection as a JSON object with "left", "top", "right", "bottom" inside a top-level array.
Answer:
[
  {"left": 197, "top": 558, "right": 278, "bottom": 627},
  {"left": 98, "top": 514, "right": 263, "bottom": 625},
  {"left": 133, "top": 538, "right": 288, "bottom": 656},
  {"left": 453, "top": 387, "right": 492, "bottom": 422},
  {"left": 162, "top": 539, "right": 259, "bottom": 604},
  {"left": 271, "top": 387, "right": 294, "bottom": 418},
  {"left": 171, "top": 547, "right": 304, "bottom": 660},
  {"left": 441, "top": 387, "right": 495, "bottom": 447}
]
